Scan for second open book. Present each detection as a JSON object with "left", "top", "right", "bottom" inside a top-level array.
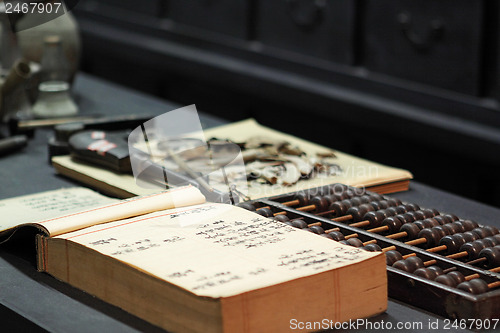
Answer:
[{"left": 3, "top": 186, "right": 387, "bottom": 332}]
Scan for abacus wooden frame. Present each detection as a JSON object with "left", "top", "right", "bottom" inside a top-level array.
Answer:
[{"left": 248, "top": 184, "right": 500, "bottom": 320}]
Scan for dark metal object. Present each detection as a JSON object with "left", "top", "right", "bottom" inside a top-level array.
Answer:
[
  {"left": 0, "top": 135, "right": 27, "bottom": 156},
  {"left": 9, "top": 113, "right": 155, "bottom": 137}
]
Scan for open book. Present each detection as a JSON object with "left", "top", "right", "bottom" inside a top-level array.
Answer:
[
  {"left": 3, "top": 186, "right": 387, "bottom": 332},
  {"left": 52, "top": 118, "right": 412, "bottom": 199}
]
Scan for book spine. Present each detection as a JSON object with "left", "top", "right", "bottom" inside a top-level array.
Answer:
[{"left": 35, "top": 234, "right": 47, "bottom": 272}]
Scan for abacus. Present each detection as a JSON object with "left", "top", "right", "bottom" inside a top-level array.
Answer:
[{"left": 238, "top": 184, "right": 500, "bottom": 320}]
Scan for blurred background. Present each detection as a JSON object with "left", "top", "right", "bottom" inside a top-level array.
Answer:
[{"left": 71, "top": 0, "right": 500, "bottom": 207}]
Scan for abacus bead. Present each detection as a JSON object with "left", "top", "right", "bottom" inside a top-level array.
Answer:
[
  {"left": 423, "top": 209, "right": 439, "bottom": 218},
  {"left": 414, "top": 267, "right": 440, "bottom": 280},
  {"left": 400, "top": 223, "right": 421, "bottom": 239},
  {"left": 395, "top": 205, "right": 409, "bottom": 214},
  {"left": 345, "top": 238, "right": 364, "bottom": 247},
  {"left": 486, "top": 226, "right": 500, "bottom": 235},
  {"left": 472, "top": 227, "right": 494, "bottom": 239},
  {"left": 435, "top": 275, "right": 458, "bottom": 287},
  {"left": 460, "top": 240, "right": 487, "bottom": 260},
  {"left": 363, "top": 243, "right": 382, "bottom": 252},
  {"left": 273, "top": 214, "right": 290, "bottom": 222},
  {"left": 412, "top": 221, "right": 426, "bottom": 230},
  {"left": 433, "top": 216, "right": 448, "bottom": 225},
  {"left": 368, "top": 193, "right": 384, "bottom": 201},
  {"left": 462, "top": 231, "right": 480, "bottom": 243},
  {"left": 427, "top": 265, "right": 444, "bottom": 276},
  {"left": 310, "top": 196, "right": 329, "bottom": 212},
  {"left": 480, "top": 236, "right": 497, "bottom": 248},
  {"left": 383, "top": 216, "right": 403, "bottom": 233},
  {"left": 330, "top": 202, "right": 349, "bottom": 216},
  {"left": 439, "top": 234, "right": 466, "bottom": 254},
  {"left": 411, "top": 211, "right": 426, "bottom": 221},
  {"left": 328, "top": 231, "right": 345, "bottom": 241},
  {"left": 457, "top": 279, "right": 489, "bottom": 294},
  {"left": 256, "top": 208, "right": 274, "bottom": 217},
  {"left": 347, "top": 205, "right": 373, "bottom": 222},
  {"left": 406, "top": 256, "right": 425, "bottom": 271},
  {"left": 309, "top": 225, "right": 325, "bottom": 234},
  {"left": 237, "top": 202, "right": 255, "bottom": 211},
  {"left": 385, "top": 250, "right": 403, "bottom": 266},
  {"left": 393, "top": 256, "right": 424, "bottom": 273},
  {"left": 460, "top": 220, "right": 479, "bottom": 231},
  {"left": 332, "top": 193, "right": 348, "bottom": 201},
  {"left": 434, "top": 225, "right": 453, "bottom": 236},
  {"left": 364, "top": 211, "right": 386, "bottom": 228},
  {"left": 385, "top": 207, "right": 398, "bottom": 216},
  {"left": 418, "top": 228, "right": 444, "bottom": 247},
  {"left": 421, "top": 218, "right": 440, "bottom": 229},
  {"left": 444, "top": 214, "right": 459, "bottom": 222},
  {"left": 441, "top": 223, "right": 462, "bottom": 235},
  {"left": 479, "top": 246, "right": 500, "bottom": 268},
  {"left": 323, "top": 195, "right": 337, "bottom": 206},
  {"left": 387, "top": 198, "right": 402, "bottom": 207},
  {"left": 295, "top": 193, "right": 309, "bottom": 206},
  {"left": 369, "top": 200, "right": 386, "bottom": 211},
  {"left": 398, "top": 213, "right": 415, "bottom": 224},
  {"left": 317, "top": 188, "right": 330, "bottom": 197},
  {"left": 350, "top": 197, "right": 365, "bottom": 206},
  {"left": 345, "top": 189, "right": 357, "bottom": 198},
  {"left": 452, "top": 221, "right": 468, "bottom": 233},
  {"left": 284, "top": 221, "right": 294, "bottom": 227},
  {"left": 321, "top": 233, "right": 334, "bottom": 240},
  {"left": 291, "top": 219, "right": 308, "bottom": 229},
  {"left": 406, "top": 203, "right": 420, "bottom": 211},
  {"left": 448, "top": 271, "right": 466, "bottom": 284}
]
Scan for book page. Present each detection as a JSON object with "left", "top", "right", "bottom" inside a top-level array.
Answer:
[
  {"left": 0, "top": 187, "right": 118, "bottom": 237},
  {"left": 58, "top": 203, "right": 380, "bottom": 298},
  {"left": 39, "top": 186, "right": 205, "bottom": 237},
  {"left": 203, "top": 119, "right": 413, "bottom": 198}
]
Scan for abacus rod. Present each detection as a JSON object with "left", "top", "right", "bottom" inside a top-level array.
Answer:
[
  {"left": 324, "top": 227, "right": 340, "bottom": 233},
  {"left": 332, "top": 215, "right": 353, "bottom": 222},
  {"left": 282, "top": 199, "right": 300, "bottom": 206},
  {"left": 488, "top": 281, "right": 500, "bottom": 289}
]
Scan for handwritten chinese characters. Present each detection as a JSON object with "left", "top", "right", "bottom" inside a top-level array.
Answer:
[{"left": 61, "top": 203, "right": 379, "bottom": 298}]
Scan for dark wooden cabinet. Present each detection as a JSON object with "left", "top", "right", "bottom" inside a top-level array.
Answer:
[
  {"left": 95, "top": 0, "right": 165, "bottom": 16},
  {"left": 362, "top": 0, "right": 484, "bottom": 95},
  {"left": 167, "top": 0, "right": 250, "bottom": 39},
  {"left": 256, "top": 0, "right": 356, "bottom": 64}
]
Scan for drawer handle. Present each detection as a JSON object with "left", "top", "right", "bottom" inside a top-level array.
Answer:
[
  {"left": 397, "top": 11, "right": 445, "bottom": 52},
  {"left": 286, "top": 0, "right": 326, "bottom": 31}
]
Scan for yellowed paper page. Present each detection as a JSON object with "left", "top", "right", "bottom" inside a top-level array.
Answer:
[
  {"left": 52, "top": 155, "right": 159, "bottom": 198},
  {"left": 203, "top": 119, "right": 412, "bottom": 198},
  {"left": 39, "top": 186, "right": 205, "bottom": 236},
  {"left": 58, "top": 203, "right": 380, "bottom": 298},
  {"left": 0, "top": 187, "right": 117, "bottom": 236}
]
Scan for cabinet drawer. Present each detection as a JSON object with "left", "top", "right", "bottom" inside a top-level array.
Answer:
[
  {"left": 363, "top": 0, "right": 483, "bottom": 95},
  {"left": 167, "top": 0, "right": 249, "bottom": 39},
  {"left": 256, "top": 0, "right": 356, "bottom": 64},
  {"left": 97, "top": 0, "right": 164, "bottom": 16}
]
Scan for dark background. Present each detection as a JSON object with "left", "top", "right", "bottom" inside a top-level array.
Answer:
[{"left": 72, "top": 0, "right": 500, "bottom": 207}]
